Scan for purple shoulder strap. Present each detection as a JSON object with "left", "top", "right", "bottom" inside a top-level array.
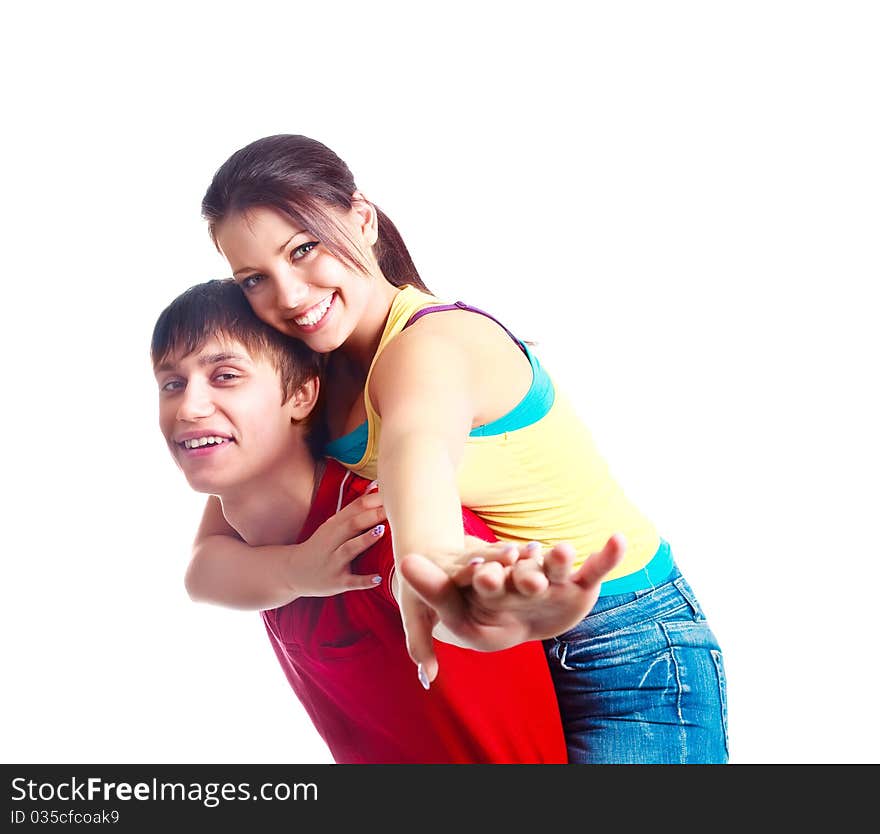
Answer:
[{"left": 403, "top": 301, "right": 523, "bottom": 349}]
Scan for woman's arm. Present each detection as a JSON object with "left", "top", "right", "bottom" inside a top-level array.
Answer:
[
  {"left": 185, "top": 493, "right": 387, "bottom": 611},
  {"left": 370, "top": 327, "right": 488, "bottom": 675}
]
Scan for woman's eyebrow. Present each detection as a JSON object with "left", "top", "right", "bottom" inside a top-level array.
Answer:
[{"left": 232, "top": 232, "right": 306, "bottom": 277}]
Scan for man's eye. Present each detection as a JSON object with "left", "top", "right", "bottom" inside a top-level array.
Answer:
[
  {"left": 214, "top": 372, "right": 240, "bottom": 383},
  {"left": 291, "top": 241, "right": 318, "bottom": 261},
  {"left": 161, "top": 379, "right": 184, "bottom": 392}
]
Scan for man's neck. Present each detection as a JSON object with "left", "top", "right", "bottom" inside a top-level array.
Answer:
[{"left": 217, "top": 449, "right": 321, "bottom": 547}]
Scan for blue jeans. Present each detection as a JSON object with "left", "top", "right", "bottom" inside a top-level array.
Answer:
[{"left": 543, "top": 562, "right": 728, "bottom": 764}]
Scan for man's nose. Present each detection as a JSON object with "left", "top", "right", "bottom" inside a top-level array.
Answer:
[{"left": 176, "top": 381, "right": 215, "bottom": 422}]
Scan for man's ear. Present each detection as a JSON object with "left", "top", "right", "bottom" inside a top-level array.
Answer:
[
  {"left": 351, "top": 190, "right": 379, "bottom": 247},
  {"left": 288, "top": 376, "right": 321, "bottom": 423}
]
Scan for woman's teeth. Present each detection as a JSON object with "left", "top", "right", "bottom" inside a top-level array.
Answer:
[{"left": 294, "top": 293, "right": 334, "bottom": 326}]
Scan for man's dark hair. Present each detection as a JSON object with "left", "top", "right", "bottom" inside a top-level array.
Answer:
[{"left": 151, "top": 279, "right": 327, "bottom": 455}]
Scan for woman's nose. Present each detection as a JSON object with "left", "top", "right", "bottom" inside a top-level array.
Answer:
[{"left": 274, "top": 272, "right": 311, "bottom": 311}]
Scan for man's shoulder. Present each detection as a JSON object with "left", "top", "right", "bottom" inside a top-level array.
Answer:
[{"left": 296, "top": 460, "right": 371, "bottom": 542}]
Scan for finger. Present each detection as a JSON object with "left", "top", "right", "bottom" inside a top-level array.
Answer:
[
  {"left": 519, "top": 541, "right": 545, "bottom": 561},
  {"left": 471, "top": 560, "right": 508, "bottom": 598},
  {"left": 544, "top": 542, "right": 577, "bottom": 584},
  {"left": 343, "top": 490, "right": 384, "bottom": 513},
  {"left": 510, "top": 557, "right": 550, "bottom": 596},
  {"left": 448, "top": 546, "right": 516, "bottom": 587},
  {"left": 344, "top": 497, "right": 386, "bottom": 535},
  {"left": 335, "top": 523, "right": 387, "bottom": 564},
  {"left": 399, "top": 553, "right": 467, "bottom": 624},
  {"left": 319, "top": 498, "right": 386, "bottom": 549},
  {"left": 572, "top": 533, "right": 627, "bottom": 589},
  {"left": 463, "top": 539, "right": 519, "bottom": 566},
  {"left": 493, "top": 543, "right": 520, "bottom": 566},
  {"left": 396, "top": 569, "right": 446, "bottom": 685},
  {"left": 450, "top": 557, "right": 487, "bottom": 587},
  {"left": 342, "top": 572, "right": 385, "bottom": 591}
]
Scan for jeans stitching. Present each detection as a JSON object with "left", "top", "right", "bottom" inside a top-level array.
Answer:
[
  {"left": 560, "top": 600, "right": 689, "bottom": 646},
  {"left": 673, "top": 576, "right": 705, "bottom": 620},
  {"left": 711, "top": 649, "right": 729, "bottom": 760},
  {"left": 558, "top": 642, "right": 574, "bottom": 671},
  {"left": 659, "top": 620, "right": 688, "bottom": 762},
  {"left": 561, "top": 571, "right": 690, "bottom": 641}
]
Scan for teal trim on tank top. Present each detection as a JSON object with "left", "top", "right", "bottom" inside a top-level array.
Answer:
[
  {"left": 469, "top": 343, "right": 555, "bottom": 436},
  {"left": 324, "top": 421, "right": 369, "bottom": 465},
  {"left": 323, "top": 342, "right": 555, "bottom": 463},
  {"left": 597, "top": 539, "right": 674, "bottom": 596}
]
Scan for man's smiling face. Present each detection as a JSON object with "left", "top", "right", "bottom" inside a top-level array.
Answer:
[{"left": 154, "top": 336, "right": 298, "bottom": 495}]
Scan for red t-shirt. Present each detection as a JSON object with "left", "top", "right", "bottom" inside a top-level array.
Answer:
[{"left": 261, "top": 460, "right": 567, "bottom": 764}]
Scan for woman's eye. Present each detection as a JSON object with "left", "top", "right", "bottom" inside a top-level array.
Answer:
[
  {"left": 241, "top": 274, "right": 263, "bottom": 290},
  {"left": 291, "top": 241, "right": 318, "bottom": 261}
]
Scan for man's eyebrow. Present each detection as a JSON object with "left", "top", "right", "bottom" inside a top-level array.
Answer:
[
  {"left": 154, "top": 351, "right": 252, "bottom": 374},
  {"left": 199, "top": 352, "right": 251, "bottom": 366},
  {"left": 232, "top": 231, "right": 306, "bottom": 277}
]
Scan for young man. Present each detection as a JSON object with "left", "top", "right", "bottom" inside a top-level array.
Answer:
[{"left": 151, "top": 279, "right": 575, "bottom": 763}]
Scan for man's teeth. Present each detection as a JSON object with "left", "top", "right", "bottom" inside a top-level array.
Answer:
[
  {"left": 182, "top": 436, "right": 229, "bottom": 449},
  {"left": 294, "top": 294, "right": 333, "bottom": 326}
]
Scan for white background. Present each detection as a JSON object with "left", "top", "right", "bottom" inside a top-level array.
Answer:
[{"left": 2, "top": 1, "right": 877, "bottom": 765}]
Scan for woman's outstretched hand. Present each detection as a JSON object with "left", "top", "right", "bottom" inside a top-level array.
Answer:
[{"left": 397, "top": 534, "right": 626, "bottom": 687}]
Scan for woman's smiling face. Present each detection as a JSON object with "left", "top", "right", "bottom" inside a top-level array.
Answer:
[{"left": 215, "top": 204, "right": 377, "bottom": 354}]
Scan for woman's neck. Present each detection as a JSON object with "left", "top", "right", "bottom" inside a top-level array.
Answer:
[{"left": 339, "top": 274, "right": 402, "bottom": 372}]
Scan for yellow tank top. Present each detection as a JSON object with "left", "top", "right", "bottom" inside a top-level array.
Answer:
[{"left": 329, "top": 285, "right": 660, "bottom": 580}]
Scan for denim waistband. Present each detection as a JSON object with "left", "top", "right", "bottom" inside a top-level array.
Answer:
[
  {"left": 549, "top": 560, "right": 708, "bottom": 656},
  {"left": 598, "top": 538, "right": 674, "bottom": 596}
]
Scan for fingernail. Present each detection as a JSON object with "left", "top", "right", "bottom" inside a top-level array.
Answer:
[
  {"left": 468, "top": 557, "right": 485, "bottom": 566},
  {"left": 367, "top": 480, "right": 379, "bottom": 492},
  {"left": 417, "top": 663, "right": 430, "bottom": 690},
  {"left": 371, "top": 575, "right": 382, "bottom": 585},
  {"left": 526, "top": 541, "right": 542, "bottom": 552},
  {"left": 372, "top": 524, "right": 385, "bottom": 537}
]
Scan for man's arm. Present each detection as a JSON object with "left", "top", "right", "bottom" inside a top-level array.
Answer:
[{"left": 186, "top": 493, "right": 388, "bottom": 610}]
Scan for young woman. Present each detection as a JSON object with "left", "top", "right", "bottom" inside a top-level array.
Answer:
[{"left": 190, "top": 134, "right": 728, "bottom": 764}]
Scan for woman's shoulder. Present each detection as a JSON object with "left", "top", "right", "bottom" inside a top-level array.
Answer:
[
  {"left": 378, "top": 293, "right": 531, "bottom": 391},
  {"left": 394, "top": 284, "right": 446, "bottom": 318},
  {"left": 396, "top": 294, "right": 521, "bottom": 352},
  {"left": 377, "top": 285, "right": 460, "bottom": 356}
]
